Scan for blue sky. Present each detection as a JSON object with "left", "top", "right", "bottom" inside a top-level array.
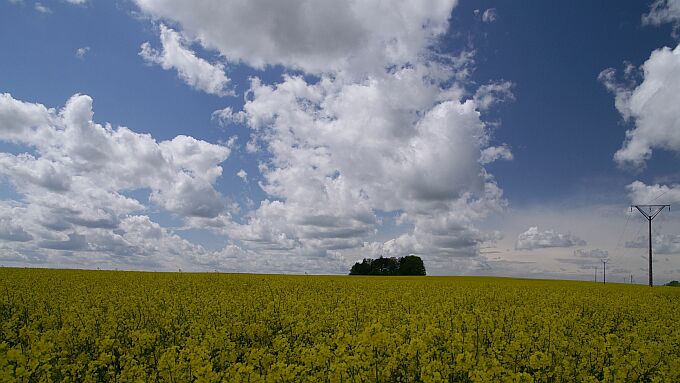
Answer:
[{"left": 1, "top": 0, "right": 679, "bottom": 282}]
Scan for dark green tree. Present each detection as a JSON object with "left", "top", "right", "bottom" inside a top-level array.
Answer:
[
  {"left": 350, "top": 258, "right": 372, "bottom": 275},
  {"left": 398, "top": 255, "right": 426, "bottom": 276},
  {"left": 349, "top": 255, "right": 426, "bottom": 276}
]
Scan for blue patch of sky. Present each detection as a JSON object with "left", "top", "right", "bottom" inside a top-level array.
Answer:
[
  {"left": 0, "top": 180, "right": 23, "bottom": 203},
  {"left": 368, "top": 210, "right": 412, "bottom": 243},
  {"left": 449, "top": 0, "right": 678, "bottom": 206},
  {"left": 175, "top": 228, "right": 229, "bottom": 251}
]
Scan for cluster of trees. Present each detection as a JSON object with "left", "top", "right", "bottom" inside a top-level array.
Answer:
[
  {"left": 665, "top": 280, "right": 680, "bottom": 287},
  {"left": 349, "top": 255, "right": 426, "bottom": 276}
]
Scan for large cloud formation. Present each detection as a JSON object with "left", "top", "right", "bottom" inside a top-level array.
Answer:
[
  {"left": 135, "top": 0, "right": 458, "bottom": 76},
  {"left": 142, "top": 0, "right": 513, "bottom": 267},
  {"left": 131, "top": 0, "right": 514, "bottom": 270},
  {"left": 1, "top": 0, "right": 516, "bottom": 272},
  {"left": 0, "top": 93, "right": 232, "bottom": 269}
]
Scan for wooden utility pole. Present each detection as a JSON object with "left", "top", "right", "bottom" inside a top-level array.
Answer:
[{"left": 631, "top": 205, "right": 670, "bottom": 287}]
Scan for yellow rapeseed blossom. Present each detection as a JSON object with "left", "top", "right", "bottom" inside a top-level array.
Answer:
[{"left": 1, "top": 268, "right": 679, "bottom": 382}]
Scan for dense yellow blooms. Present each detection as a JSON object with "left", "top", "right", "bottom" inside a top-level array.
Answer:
[{"left": 1, "top": 268, "right": 679, "bottom": 382}]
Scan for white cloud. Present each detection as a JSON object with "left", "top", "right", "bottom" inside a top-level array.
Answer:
[
  {"left": 211, "top": 106, "right": 245, "bottom": 127},
  {"left": 643, "top": 0, "right": 680, "bottom": 35},
  {"left": 482, "top": 8, "right": 498, "bottom": 23},
  {"left": 66, "top": 0, "right": 88, "bottom": 4},
  {"left": 473, "top": 80, "right": 515, "bottom": 111},
  {"left": 480, "top": 145, "right": 513, "bottom": 165},
  {"left": 0, "top": 206, "right": 33, "bottom": 242},
  {"left": 134, "top": 0, "right": 458, "bottom": 76},
  {"left": 626, "top": 234, "right": 680, "bottom": 254},
  {"left": 140, "top": 24, "right": 233, "bottom": 96},
  {"left": 600, "top": 43, "right": 680, "bottom": 168},
  {"left": 516, "top": 226, "right": 586, "bottom": 250},
  {"left": 4, "top": 0, "right": 525, "bottom": 273},
  {"left": 236, "top": 169, "right": 247, "bottom": 181},
  {"left": 218, "top": 63, "right": 509, "bottom": 260},
  {"left": 75, "top": 46, "right": 90, "bottom": 59},
  {"left": 34, "top": 2, "right": 50, "bottom": 13},
  {"left": 0, "top": 93, "right": 233, "bottom": 267},
  {"left": 129, "top": 0, "right": 516, "bottom": 264},
  {"left": 627, "top": 180, "right": 680, "bottom": 204}
]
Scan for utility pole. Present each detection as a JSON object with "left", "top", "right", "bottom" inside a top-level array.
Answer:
[
  {"left": 594, "top": 266, "right": 597, "bottom": 283},
  {"left": 630, "top": 274, "right": 633, "bottom": 284},
  {"left": 602, "top": 259, "right": 609, "bottom": 284},
  {"left": 632, "top": 205, "right": 670, "bottom": 287}
]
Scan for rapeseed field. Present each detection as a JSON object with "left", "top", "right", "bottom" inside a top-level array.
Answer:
[{"left": 1, "top": 268, "right": 679, "bottom": 382}]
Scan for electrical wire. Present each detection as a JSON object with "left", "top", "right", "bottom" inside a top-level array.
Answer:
[{"left": 613, "top": 209, "right": 632, "bottom": 253}]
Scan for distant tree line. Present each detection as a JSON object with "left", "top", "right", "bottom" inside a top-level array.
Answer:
[
  {"left": 665, "top": 280, "right": 680, "bottom": 287},
  {"left": 349, "top": 255, "right": 426, "bottom": 276}
]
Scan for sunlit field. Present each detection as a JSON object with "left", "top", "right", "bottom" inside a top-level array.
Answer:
[{"left": 1, "top": 268, "right": 679, "bottom": 382}]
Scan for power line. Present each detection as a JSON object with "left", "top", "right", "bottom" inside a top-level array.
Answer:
[
  {"left": 614, "top": 210, "right": 632, "bottom": 252},
  {"left": 650, "top": 189, "right": 669, "bottom": 203}
]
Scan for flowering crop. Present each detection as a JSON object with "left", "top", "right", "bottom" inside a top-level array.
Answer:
[{"left": 1, "top": 268, "right": 679, "bottom": 382}]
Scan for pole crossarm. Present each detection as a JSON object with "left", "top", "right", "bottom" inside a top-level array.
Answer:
[{"left": 631, "top": 205, "right": 670, "bottom": 220}]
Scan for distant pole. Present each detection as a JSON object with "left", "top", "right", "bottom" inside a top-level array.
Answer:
[
  {"left": 602, "top": 259, "right": 609, "bottom": 284},
  {"left": 595, "top": 266, "right": 597, "bottom": 283},
  {"left": 630, "top": 274, "right": 633, "bottom": 284},
  {"left": 632, "top": 205, "right": 670, "bottom": 287}
]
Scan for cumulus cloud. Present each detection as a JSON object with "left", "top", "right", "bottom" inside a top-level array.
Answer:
[
  {"left": 0, "top": 93, "right": 233, "bottom": 267},
  {"left": 211, "top": 106, "right": 245, "bottom": 127},
  {"left": 134, "top": 0, "right": 457, "bottom": 76},
  {"left": 627, "top": 180, "right": 680, "bottom": 204},
  {"left": 140, "top": 24, "right": 233, "bottom": 96},
  {"left": 4, "top": 0, "right": 520, "bottom": 272},
  {"left": 127, "top": 0, "right": 515, "bottom": 265},
  {"left": 218, "top": 67, "right": 510, "bottom": 260},
  {"left": 516, "top": 226, "right": 586, "bottom": 250},
  {"left": 599, "top": 43, "right": 680, "bottom": 168},
  {"left": 0, "top": 206, "right": 33, "bottom": 242}
]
